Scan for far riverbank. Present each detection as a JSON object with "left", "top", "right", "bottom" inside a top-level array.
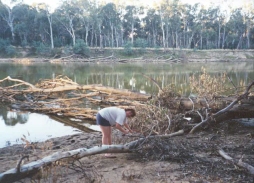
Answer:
[{"left": 0, "top": 48, "right": 254, "bottom": 63}]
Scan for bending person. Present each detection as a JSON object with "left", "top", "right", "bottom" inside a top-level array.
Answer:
[{"left": 96, "top": 107, "right": 136, "bottom": 156}]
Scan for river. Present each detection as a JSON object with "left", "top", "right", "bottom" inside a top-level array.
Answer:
[{"left": 0, "top": 61, "right": 253, "bottom": 148}]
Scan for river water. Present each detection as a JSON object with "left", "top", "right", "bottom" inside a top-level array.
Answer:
[{"left": 0, "top": 61, "right": 253, "bottom": 147}]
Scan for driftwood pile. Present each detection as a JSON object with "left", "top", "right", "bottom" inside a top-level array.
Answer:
[{"left": 0, "top": 75, "right": 253, "bottom": 183}]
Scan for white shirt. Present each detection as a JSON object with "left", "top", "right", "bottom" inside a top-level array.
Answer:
[{"left": 98, "top": 107, "right": 126, "bottom": 126}]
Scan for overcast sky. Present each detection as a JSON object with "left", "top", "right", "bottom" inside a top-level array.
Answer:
[{"left": 2, "top": 0, "right": 252, "bottom": 10}]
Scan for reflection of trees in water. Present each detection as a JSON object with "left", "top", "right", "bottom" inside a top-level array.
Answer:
[
  {"left": 0, "top": 106, "right": 29, "bottom": 126},
  {"left": 84, "top": 71, "right": 252, "bottom": 96}
]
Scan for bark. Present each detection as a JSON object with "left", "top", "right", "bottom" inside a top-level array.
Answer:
[
  {"left": 47, "top": 12, "right": 54, "bottom": 49},
  {"left": 218, "top": 149, "right": 254, "bottom": 176},
  {"left": 0, "top": 130, "right": 184, "bottom": 183},
  {"left": 190, "top": 80, "right": 254, "bottom": 133},
  {"left": 0, "top": 76, "right": 150, "bottom": 100}
]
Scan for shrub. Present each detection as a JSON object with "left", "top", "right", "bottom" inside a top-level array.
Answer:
[
  {"left": 5, "top": 45, "right": 17, "bottom": 57},
  {"left": 73, "top": 39, "right": 90, "bottom": 57},
  {"left": 134, "top": 38, "right": 147, "bottom": 54},
  {"left": 50, "top": 48, "right": 62, "bottom": 57},
  {"left": 21, "top": 40, "right": 28, "bottom": 47},
  {"left": 0, "top": 39, "right": 10, "bottom": 54},
  {"left": 123, "top": 41, "right": 133, "bottom": 56},
  {"left": 54, "top": 37, "right": 64, "bottom": 47},
  {"left": 31, "top": 41, "right": 51, "bottom": 56}
]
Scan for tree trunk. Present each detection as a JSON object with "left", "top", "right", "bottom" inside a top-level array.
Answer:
[
  {"left": 0, "top": 130, "right": 184, "bottom": 183},
  {"left": 47, "top": 12, "right": 54, "bottom": 49}
]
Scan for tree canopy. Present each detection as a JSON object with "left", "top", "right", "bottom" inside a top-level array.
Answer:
[{"left": 0, "top": 0, "right": 254, "bottom": 55}]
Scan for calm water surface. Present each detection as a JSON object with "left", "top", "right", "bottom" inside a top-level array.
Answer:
[{"left": 0, "top": 61, "right": 253, "bottom": 147}]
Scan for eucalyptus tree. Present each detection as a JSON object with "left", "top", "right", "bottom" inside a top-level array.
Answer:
[
  {"left": 91, "top": 5, "right": 104, "bottom": 48},
  {"left": 213, "top": 8, "right": 227, "bottom": 49},
  {"left": 226, "top": 8, "right": 245, "bottom": 49},
  {"left": 0, "top": 2, "right": 15, "bottom": 41},
  {"left": 55, "top": 0, "right": 80, "bottom": 46},
  {"left": 180, "top": 3, "right": 199, "bottom": 48},
  {"left": 203, "top": 6, "right": 227, "bottom": 49},
  {"left": 113, "top": 4, "right": 126, "bottom": 47},
  {"left": 158, "top": 5, "right": 166, "bottom": 48},
  {"left": 143, "top": 8, "right": 161, "bottom": 47},
  {"left": 123, "top": 5, "right": 142, "bottom": 45},
  {"left": 74, "top": 0, "right": 93, "bottom": 46},
  {"left": 157, "top": 0, "right": 184, "bottom": 48},
  {"left": 13, "top": 4, "right": 38, "bottom": 46},
  {"left": 35, "top": 3, "right": 55, "bottom": 49},
  {"left": 0, "top": 1, "right": 9, "bottom": 39},
  {"left": 178, "top": 3, "right": 201, "bottom": 49},
  {"left": 196, "top": 7, "right": 209, "bottom": 49},
  {"left": 169, "top": 0, "right": 184, "bottom": 48},
  {"left": 240, "top": 3, "right": 254, "bottom": 49},
  {"left": 99, "top": 3, "right": 120, "bottom": 47}
]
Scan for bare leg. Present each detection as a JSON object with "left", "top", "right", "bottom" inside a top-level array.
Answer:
[
  {"left": 99, "top": 125, "right": 111, "bottom": 145},
  {"left": 108, "top": 127, "right": 112, "bottom": 145},
  {"left": 99, "top": 125, "right": 115, "bottom": 158}
]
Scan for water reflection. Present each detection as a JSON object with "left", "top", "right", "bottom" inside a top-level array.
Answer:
[
  {"left": 0, "top": 110, "right": 81, "bottom": 148},
  {"left": 0, "top": 106, "right": 29, "bottom": 126},
  {"left": 0, "top": 62, "right": 253, "bottom": 147}
]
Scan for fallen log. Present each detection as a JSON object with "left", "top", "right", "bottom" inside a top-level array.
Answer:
[
  {"left": 218, "top": 149, "right": 254, "bottom": 176},
  {"left": 0, "top": 130, "right": 184, "bottom": 183},
  {"left": 0, "top": 76, "right": 150, "bottom": 101},
  {"left": 189, "top": 80, "right": 254, "bottom": 133}
]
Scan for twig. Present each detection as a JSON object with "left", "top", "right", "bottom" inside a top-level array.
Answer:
[
  {"left": 188, "top": 97, "right": 195, "bottom": 111},
  {"left": 218, "top": 149, "right": 254, "bottom": 175},
  {"left": 190, "top": 80, "right": 254, "bottom": 134},
  {"left": 16, "top": 156, "right": 29, "bottom": 173}
]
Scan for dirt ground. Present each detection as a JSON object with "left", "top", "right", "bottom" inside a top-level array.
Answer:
[{"left": 0, "top": 121, "right": 254, "bottom": 183}]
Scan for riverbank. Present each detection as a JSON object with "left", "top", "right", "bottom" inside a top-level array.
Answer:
[
  {"left": 1, "top": 49, "right": 254, "bottom": 63},
  {"left": 0, "top": 121, "right": 253, "bottom": 183}
]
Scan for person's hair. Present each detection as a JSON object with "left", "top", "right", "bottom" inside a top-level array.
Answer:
[{"left": 125, "top": 108, "right": 136, "bottom": 117}]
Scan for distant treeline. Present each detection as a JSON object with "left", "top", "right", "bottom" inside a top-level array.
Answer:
[{"left": 0, "top": 0, "right": 253, "bottom": 57}]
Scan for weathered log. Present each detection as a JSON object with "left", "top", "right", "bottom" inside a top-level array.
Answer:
[
  {"left": 190, "top": 80, "right": 254, "bottom": 133},
  {"left": 48, "top": 115, "right": 96, "bottom": 133},
  {"left": 218, "top": 149, "right": 254, "bottom": 176},
  {"left": 0, "top": 76, "right": 150, "bottom": 101},
  {"left": 0, "top": 130, "right": 184, "bottom": 183}
]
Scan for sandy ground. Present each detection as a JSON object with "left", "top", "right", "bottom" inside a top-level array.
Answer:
[{"left": 0, "top": 122, "right": 254, "bottom": 183}]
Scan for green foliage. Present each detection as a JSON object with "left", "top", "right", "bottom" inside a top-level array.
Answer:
[
  {"left": 123, "top": 42, "right": 133, "bottom": 56},
  {"left": 154, "top": 45, "right": 161, "bottom": 55},
  {"left": 54, "top": 37, "right": 64, "bottom": 48},
  {"left": 31, "top": 42, "right": 51, "bottom": 56},
  {"left": 5, "top": 45, "right": 17, "bottom": 57},
  {"left": 21, "top": 40, "right": 28, "bottom": 47},
  {"left": 0, "top": 39, "right": 10, "bottom": 53},
  {"left": 62, "top": 46, "right": 73, "bottom": 56},
  {"left": 73, "top": 39, "right": 90, "bottom": 57},
  {"left": 1, "top": 1, "right": 254, "bottom": 51},
  {"left": 134, "top": 38, "right": 147, "bottom": 54},
  {"left": 50, "top": 48, "right": 62, "bottom": 57}
]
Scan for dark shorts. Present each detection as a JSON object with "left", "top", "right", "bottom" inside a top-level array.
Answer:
[{"left": 96, "top": 113, "right": 111, "bottom": 126}]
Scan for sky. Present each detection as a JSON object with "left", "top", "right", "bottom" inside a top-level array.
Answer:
[{"left": 2, "top": 0, "right": 252, "bottom": 10}]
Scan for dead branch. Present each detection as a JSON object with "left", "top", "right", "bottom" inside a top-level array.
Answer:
[
  {"left": 141, "top": 73, "right": 163, "bottom": 95},
  {"left": 189, "top": 80, "right": 254, "bottom": 134},
  {"left": 218, "top": 149, "right": 254, "bottom": 176},
  {"left": 0, "top": 76, "right": 36, "bottom": 89},
  {"left": 0, "top": 131, "right": 183, "bottom": 183}
]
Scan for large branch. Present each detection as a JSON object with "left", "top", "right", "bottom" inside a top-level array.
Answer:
[
  {"left": 0, "top": 76, "right": 36, "bottom": 89},
  {"left": 218, "top": 149, "right": 254, "bottom": 176},
  {"left": 0, "top": 130, "right": 183, "bottom": 183},
  {"left": 0, "top": 76, "right": 150, "bottom": 101},
  {"left": 189, "top": 80, "right": 254, "bottom": 134}
]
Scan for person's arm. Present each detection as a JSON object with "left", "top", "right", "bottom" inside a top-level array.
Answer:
[
  {"left": 123, "top": 123, "right": 133, "bottom": 133},
  {"left": 115, "top": 123, "right": 129, "bottom": 134}
]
